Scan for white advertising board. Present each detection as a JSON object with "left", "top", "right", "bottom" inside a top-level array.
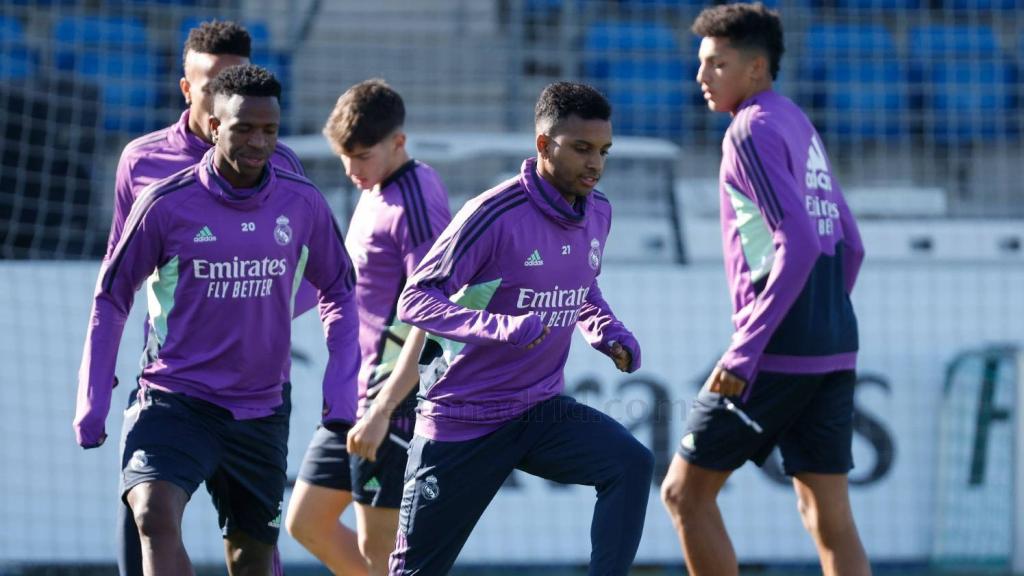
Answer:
[{"left": 0, "top": 259, "right": 1021, "bottom": 565}]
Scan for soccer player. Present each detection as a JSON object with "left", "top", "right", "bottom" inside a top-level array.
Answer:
[
  {"left": 659, "top": 5, "right": 870, "bottom": 576},
  {"left": 74, "top": 65, "right": 360, "bottom": 576},
  {"left": 387, "top": 82, "right": 654, "bottom": 576},
  {"left": 103, "top": 20, "right": 311, "bottom": 576},
  {"left": 285, "top": 79, "right": 451, "bottom": 576}
]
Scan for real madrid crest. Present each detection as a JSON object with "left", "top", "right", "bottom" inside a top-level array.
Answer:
[
  {"left": 421, "top": 475, "right": 440, "bottom": 500},
  {"left": 274, "top": 215, "right": 292, "bottom": 246},
  {"left": 588, "top": 237, "right": 601, "bottom": 270}
]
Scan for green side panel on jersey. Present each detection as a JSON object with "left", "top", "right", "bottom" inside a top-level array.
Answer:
[
  {"left": 370, "top": 321, "right": 413, "bottom": 384},
  {"left": 290, "top": 245, "right": 309, "bottom": 317},
  {"left": 146, "top": 256, "right": 180, "bottom": 346},
  {"left": 726, "top": 183, "right": 775, "bottom": 284},
  {"left": 425, "top": 278, "right": 503, "bottom": 360}
]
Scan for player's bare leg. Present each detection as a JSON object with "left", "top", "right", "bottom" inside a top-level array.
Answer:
[
  {"left": 126, "top": 480, "right": 194, "bottom": 576},
  {"left": 660, "top": 454, "right": 737, "bottom": 576},
  {"left": 285, "top": 479, "right": 367, "bottom": 575},
  {"left": 354, "top": 503, "right": 400, "bottom": 576},
  {"left": 793, "top": 473, "right": 871, "bottom": 576},
  {"left": 223, "top": 530, "right": 274, "bottom": 576}
]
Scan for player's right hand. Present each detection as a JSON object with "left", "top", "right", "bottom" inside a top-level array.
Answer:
[
  {"left": 705, "top": 365, "right": 746, "bottom": 397},
  {"left": 524, "top": 326, "right": 550, "bottom": 350},
  {"left": 347, "top": 405, "right": 390, "bottom": 462},
  {"left": 74, "top": 421, "right": 107, "bottom": 449}
]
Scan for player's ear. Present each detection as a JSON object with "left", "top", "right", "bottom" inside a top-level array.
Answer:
[
  {"left": 750, "top": 53, "right": 768, "bottom": 82},
  {"left": 392, "top": 130, "right": 407, "bottom": 151},
  {"left": 180, "top": 77, "right": 191, "bottom": 105},
  {"left": 536, "top": 133, "right": 550, "bottom": 159},
  {"left": 208, "top": 116, "right": 221, "bottom": 142}
]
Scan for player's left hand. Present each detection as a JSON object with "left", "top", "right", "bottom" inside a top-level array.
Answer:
[
  {"left": 609, "top": 341, "right": 633, "bottom": 372},
  {"left": 347, "top": 405, "right": 390, "bottom": 462},
  {"left": 705, "top": 364, "right": 746, "bottom": 397}
]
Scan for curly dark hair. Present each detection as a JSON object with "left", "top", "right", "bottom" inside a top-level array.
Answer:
[
  {"left": 206, "top": 64, "right": 281, "bottom": 100},
  {"left": 535, "top": 81, "right": 611, "bottom": 135},
  {"left": 323, "top": 79, "right": 406, "bottom": 153},
  {"left": 182, "top": 20, "right": 251, "bottom": 68},
  {"left": 691, "top": 3, "right": 785, "bottom": 80}
]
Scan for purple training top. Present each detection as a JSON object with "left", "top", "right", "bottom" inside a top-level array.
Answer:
[
  {"left": 107, "top": 110, "right": 316, "bottom": 318},
  {"left": 398, "top": 157, "right": 641, "bottom": 442},
  {"left": 74, "top": 149, "right": 359, "bottom": 448},
  {"left": 107, "top": 110, "right": 306, "bottom": 257},
  {"left": 717, "top": 90, "right": 865, "bottom": 395},
  {"left": 345, "top": 160, "right": 451, "bottom": 418}
]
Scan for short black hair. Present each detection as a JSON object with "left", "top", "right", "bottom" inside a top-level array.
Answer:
[
  {"left": 206, "top": 64, "right": 281, "bottom": 100},
  {"left": 692, "top": 3, "right": 785, "bottom": 80},
  {"left": 535, "top": 82, "right": 612, "bottom": 135},
  {"left": 323, "top": 79, "right": 406, "bottom": 153},
  {"left": 182, "top": 20, "right": 251, "bottom": 68}
]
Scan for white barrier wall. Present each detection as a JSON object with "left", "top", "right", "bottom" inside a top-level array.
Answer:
[{"left": 0, "top": 259, "right": 1021, "bottom": 565}]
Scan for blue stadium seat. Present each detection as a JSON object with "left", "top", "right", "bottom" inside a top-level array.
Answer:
[
  {"left": 583, "top": 21, "right": 688, "bottom": 139},
  {"left": 832, "top": 0, "right": 921, "bottom": 9},
  {"left": 104, "top": 0, "right": 200, "bottom": 4},
  {"left": 943, "top": 0, "right": 1022, "bottom": 9},
  {"left": 908, "top": 25, "right": 1015, "bottom": 142},
  {"left": 0, "top": 15, "right": 24, "bottom": 40},
  {"left": 801, "top": 24, "right": 907, "bottom": 140},
  {"left": 616, "top": 0, "right": 717, "bottom": 7},
  {"left": 7, "top": 0, "right": 75, "bottom": 5},
  {"left": 908, "top": 24, "right": 1000, "bottom": 57},
  {"left": 53, "top": 16, "right": 159, "bottom": 133},
  {"left": 54, "top": 16, "right": 149, "bottom": 48},
  {"left": 805, "top": 24, "right": 897, "bottom": 58},
  {"left": 0, "top": 16, "right": 36, "bottom": 80}
]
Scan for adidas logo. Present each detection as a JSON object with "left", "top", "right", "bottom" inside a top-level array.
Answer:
[
  {"left": 363, "top": 477, "right": 381, "bottom": 492},
  {"left": 524, "top": 249, "right": 544, "bottom": 267},
  {"left": 267, "top": 501, "right": 283, "bottom": 528},
  {"left": 267, "top": 511, "right": 282, "bottom": 528},
  {"left": 193, "top": 225, "right": 217, "bottom": 243},
  {"left": 805, "top": 135, "right": 832, "bottom": 191}
]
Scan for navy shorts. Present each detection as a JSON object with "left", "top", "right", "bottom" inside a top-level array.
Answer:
[
  {"left": 350, "top": 415, "right": 413, "bottom": 508},
  {"left": 120, "top": 385, "right": 291, "bottom": 545},
  {"left": 678, "top": 370, "right": 856, "bottom": 476},
  {"left": 297, "top": 422, "right": 354, "bottom": 492}
]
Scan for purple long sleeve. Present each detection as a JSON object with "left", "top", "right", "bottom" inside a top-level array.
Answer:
[
  {"left": 576, "top": 280, "right": 641, "bottom": 371},
  {"left": 302, "top": 196, "right": 360, "bottom": 424},
  {"left": 397, "top": 158, "right": 635, "bottom": 441},
  {"left": 76, "top": 196, "right": 167, "bottom": 447},
  {"left": 345, "top": 161, "right": 452, "bottom": 416},
  {"left": 717, "top": 91, "right": 860, "bottom": 389},
  {"left": 719, "top": 114, "right": 821, "bottom": 384},
  {"left": 398, "top": 197, "right": 544, "bottom": 348},
  {"left": 75, "top": 152, "right": 359, "bottom": 447},
  {"left": 836, "top": 188, "right": 865, "bottom": 294}
]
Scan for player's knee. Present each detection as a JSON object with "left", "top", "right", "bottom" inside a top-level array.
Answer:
[
  {"left": 362, "top": 518, "right": 397, "bottom": 561},
  {"left": 130, "top": 496, "right": 181, "bottom": 541},
  {"left": 659, "top": 477, "right": 686, "bottom": 519},
  {"left": 659, "top": 474, "right": 707, "bottom": 524},
  {"left": 798, "top": 494, "right": 855, "bottom": 545},
  {"left": 796, "top": 493, "right": 822, "bottom": 537},
  {"left": 794, "top": 491, "right": 843, "bottom": 541},
  {"left": 614, "top": 435, "right": 655, "bottom": 484},
  {"left": 283, "top": 504, "right": 311, "bottom": 543},
  {"left": 360, "top": 531, "right": 396, "bottom": 573},
  {"left": 226, "top": 538, "right": 273, "bottom": 576}
]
